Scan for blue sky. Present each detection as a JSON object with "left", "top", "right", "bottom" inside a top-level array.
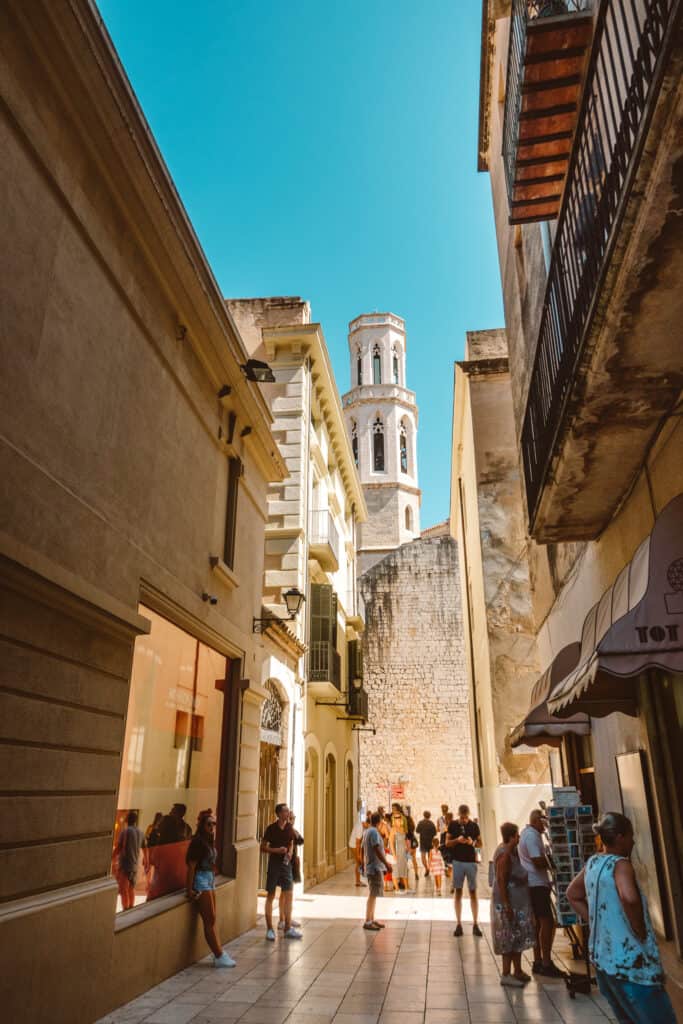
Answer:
[{"left": 98, "top": 0, "right": 504, "bottom": 528}]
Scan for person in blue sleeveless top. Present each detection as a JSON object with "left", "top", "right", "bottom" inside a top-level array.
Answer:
[{"left": 567, "top": 812, "right": 676, "bottom": 1023}]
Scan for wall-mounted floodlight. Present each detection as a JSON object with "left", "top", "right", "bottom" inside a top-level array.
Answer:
[{"left": 241, "top": 359, "right": 276, "bottom": 383}]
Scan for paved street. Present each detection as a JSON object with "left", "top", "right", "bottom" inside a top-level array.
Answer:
[{"left": 98, "top": 866, "right": 616, "bottom": 1024}]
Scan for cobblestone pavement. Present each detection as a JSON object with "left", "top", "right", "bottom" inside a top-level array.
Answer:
[{"left": 98, "top": 867, "right": 617, "bottom": 1024}]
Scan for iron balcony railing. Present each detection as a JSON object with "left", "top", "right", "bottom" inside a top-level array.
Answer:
[
  {"left": 309, "top": 509, "right": 340, "bottom": 564},
  {"left": 503, "top": 0, "right": 592, "bottom": 209},
  {"left": 309, "top": 641, "right": 342, "bottom": 689},
  {"left": 520, "top": 0, "right": 679, "bottom": 526}
]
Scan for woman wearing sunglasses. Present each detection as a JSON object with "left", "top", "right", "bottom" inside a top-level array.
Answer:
[{"left": 186, "top": 809, "right": 236, "bottom": 967}]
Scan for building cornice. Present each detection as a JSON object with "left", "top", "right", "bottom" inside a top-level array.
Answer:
[
  {"left": 456, "top": 357, "right": 509, "bottom": 377},
  {"left": 263, "top": 324, "right": 368, "bottom": 522},
  {"left": 7, "top": 0, "right": 286, "bottom": 483},
  {"left": 362, "top": 482, "right": 422, "bottom": 499},
  {"left": 348, "top": 313, "right": 406, "bottom": 337}
]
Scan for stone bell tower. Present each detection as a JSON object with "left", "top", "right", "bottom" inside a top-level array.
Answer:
[{"left": 342, "top": 312, "right": 421, "bottom": 574}]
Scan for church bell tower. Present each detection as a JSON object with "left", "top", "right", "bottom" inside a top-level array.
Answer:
[{"left": 342, "top": 312, "right": 421, "bottom": 574}]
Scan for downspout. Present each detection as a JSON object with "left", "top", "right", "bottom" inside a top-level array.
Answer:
[{"left": 458, "top": 476, "right": 484, "bottom": 789}]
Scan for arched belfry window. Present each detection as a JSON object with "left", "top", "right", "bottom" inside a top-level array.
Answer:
[
  {"left": 351, "top": 420, "right": 359, "bottom": 468},
  {"left": 356, "top": 348, "right": 363, "bottom": 386},
  {"left": 260, "top": 680, "right": 284, "bottom": 744},
  {"left": 399, "top": 421, "right": 408, "bottom": 473},
  {"left": 372, "top": 416, "right": 385, "bottom": 472},
  {"left": 372, "top": 345, "right": 381, "bottom": 385},
  {"left": 392, "top": 347, "right": 400, "bottom": 385}
]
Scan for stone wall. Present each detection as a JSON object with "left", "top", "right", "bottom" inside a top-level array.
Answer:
[{"left": 359, "top": 535, "right": 476, "bottom": 818}]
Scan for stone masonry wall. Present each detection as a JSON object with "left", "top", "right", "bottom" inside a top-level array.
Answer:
[{"left": 359, "top": 534, "right": 476, "bottom": 819}]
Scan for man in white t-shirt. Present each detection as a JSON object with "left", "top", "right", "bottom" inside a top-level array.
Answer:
[{"left": 518, "top": 809, "right": 564, "bottom": 977}]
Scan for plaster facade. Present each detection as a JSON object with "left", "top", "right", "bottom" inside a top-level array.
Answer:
[
  {"left": 0, "top": 3, "right": 286, "bottom": 1021},
  {"left": 474, "top": 0, "right": 683, "bottom": 998},
  {"left": 450, "top": 330, "right": 551, "bottom": 855},
  {"left": 227, "top": 298, "right": 367, "bottom": 886},
  {"left": 358, "top": 535, "right": 476, "bottom": 819}
]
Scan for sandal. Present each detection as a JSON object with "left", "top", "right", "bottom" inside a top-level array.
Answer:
[{"left": 363, "top": 921, "right": 381, "bottom": 930}]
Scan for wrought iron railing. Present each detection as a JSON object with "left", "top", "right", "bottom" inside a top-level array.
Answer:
[
  {"left": 503, "top": 0, "right": 592, "bottom": 207},
  {"left": 520, "top": 0, "right": 679, "bottom": 526},
  {"left": 309, "top": 641, "right": 341, "bottom": 689},
  {"left": 309, "top": 509, "right": 340, "bottom": 564}
]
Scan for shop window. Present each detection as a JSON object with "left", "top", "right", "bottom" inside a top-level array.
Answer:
[
  {"left": 372, "top": 417, "right": 384, "bottom": 472},
  {"left": 223, "top": 456, "right": 241, "bottom": 569},
  {"left": 113, "top": 606, "right": 229, "bottom": 913}
]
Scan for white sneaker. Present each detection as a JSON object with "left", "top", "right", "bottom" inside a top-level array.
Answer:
[
  {"left": 500, "top": 975, "right": 525, "bottom": 987},
  {"left": 214, "top": 952, "right": 236, "bottom": 968},
  {"left": 278, "top": 919, "right": 301, "bottom": 929},
  {"left": 285, "top": 927, "right": 302, "bottom": 939},
  {"left": 266, "top": 928, "right": 276, "bottom": 941}
]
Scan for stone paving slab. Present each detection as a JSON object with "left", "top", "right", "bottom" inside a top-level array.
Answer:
[{"left": 98, "top": 868, "right": 617, "bottom": 1024}]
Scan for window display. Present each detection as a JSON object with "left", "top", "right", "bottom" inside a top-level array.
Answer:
[{"left": 112, "top": 606, "right": 228, "bottom": 912}]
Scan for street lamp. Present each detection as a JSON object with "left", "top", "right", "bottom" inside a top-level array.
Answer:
[
  {"left": 241, "top": 359, "right": 276, "bottom": 383},
  {"left": 253, "top": 587, "right": 306, "bottom": 633}
]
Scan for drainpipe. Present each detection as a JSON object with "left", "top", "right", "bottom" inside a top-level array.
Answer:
[{"left": 458, "top": 477, "right": 484, "bottom": 789}]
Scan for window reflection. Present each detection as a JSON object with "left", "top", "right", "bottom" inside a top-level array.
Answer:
[{"left": 113, "top": 607, "right": 227, "bottom": 912}]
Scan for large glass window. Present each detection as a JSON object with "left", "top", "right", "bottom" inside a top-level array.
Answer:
[{"left": 112, "top": 607, "right": 228, "bottom": 912}]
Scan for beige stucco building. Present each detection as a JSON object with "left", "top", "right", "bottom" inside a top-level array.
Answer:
[
  {"left": 450, "top": 329, "right": 551, "bottom": 856},
  {"left": 228, "top": 298, "right": 368, "bottom": 887},
  {"left": 469, "top": 0, "right": 683, "bottom": 1004},
  {"left": 0, "top": 3, "right": 289, "bottom": 1021}
]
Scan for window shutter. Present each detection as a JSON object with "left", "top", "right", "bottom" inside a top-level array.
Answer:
[{"left": 310, "top": 583, "right": 333, "bottom": 644}]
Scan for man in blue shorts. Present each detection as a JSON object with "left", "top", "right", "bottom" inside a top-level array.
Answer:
[
  {"left": 447, "top": 804, "right": 482, "bottom": 937},
  {"left": 261, "top": 803, "right": 302, "bottom": 941}
]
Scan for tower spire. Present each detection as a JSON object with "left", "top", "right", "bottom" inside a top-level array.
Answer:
[{"left": 342, "top": 312, "right": 421, "bottom": 574}]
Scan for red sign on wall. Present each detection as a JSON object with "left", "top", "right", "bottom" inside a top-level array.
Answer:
[{"left": 390, "top": 784, "right": 405, "bottom": 802}]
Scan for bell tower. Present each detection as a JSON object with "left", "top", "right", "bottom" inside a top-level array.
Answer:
[{"left": 342, "top": 312, "right": 421, "bottom": 574}]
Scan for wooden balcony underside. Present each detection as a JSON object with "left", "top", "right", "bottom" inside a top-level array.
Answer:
[{"left": 510, "top": 13, "right": 593, "bottom": 223}]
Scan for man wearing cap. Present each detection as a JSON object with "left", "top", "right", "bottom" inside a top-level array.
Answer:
[
  {"left": 567, "top": 812, "right": 676, "bottom": 1023},
  {"left": 518, "top": 808, "right": 564, "bottom": 977}
]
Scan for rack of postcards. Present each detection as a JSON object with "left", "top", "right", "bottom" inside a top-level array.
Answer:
[{"left": 546, "top": 787, "right": 596, "bottom": 927}]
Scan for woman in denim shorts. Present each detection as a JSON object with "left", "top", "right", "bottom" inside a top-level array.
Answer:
[{"left": 186, "top": 809, "right": 236, "bottom": 968}]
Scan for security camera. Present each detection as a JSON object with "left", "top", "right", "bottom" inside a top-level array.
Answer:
[{"left": 202, "top": 592, "right": 218, "bottom": 605}]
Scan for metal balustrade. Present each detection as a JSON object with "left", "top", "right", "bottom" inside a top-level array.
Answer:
[
  {"left": 309, "top": 509, "right": 340, "bottom": 569},
  {"left": 520, "top": 0, "right": 679, "bottom": 526},
  {"left": 309, "top": 641, "right": 342, "bottom": 689}
]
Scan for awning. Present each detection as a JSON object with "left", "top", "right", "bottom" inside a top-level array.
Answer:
[
  {"left": 510, "top": 642, "right": 590, "bottom": 748},
  {"left": 548, "top": 493, "right": 683, "bottom": 718}
]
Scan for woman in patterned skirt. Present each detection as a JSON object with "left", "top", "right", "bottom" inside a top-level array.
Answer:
[{"left": 492, "top": 822, "right": 535, "bottom": 987}]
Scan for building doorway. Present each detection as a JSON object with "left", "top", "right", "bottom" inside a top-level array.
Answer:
[
  {"left": 257, "top": 681, "right": 285, "bottom": 890},
  {"left": 345, "top": 760, "right": 354, "bottom": 852},
  {"left": 304, "top": 748, "right": 319, "bottom": 885},
  {"left": 325, "top": 753, "right": 337, "bottom": 870}
]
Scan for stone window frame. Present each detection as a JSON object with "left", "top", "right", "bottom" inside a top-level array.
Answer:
[{"left": 372, "top": 415, "right": 385, "bottom": 473}]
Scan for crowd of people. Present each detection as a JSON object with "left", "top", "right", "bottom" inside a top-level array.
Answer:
[{"left": 113, "top": 800, "right": 677, "bottom": 1020}]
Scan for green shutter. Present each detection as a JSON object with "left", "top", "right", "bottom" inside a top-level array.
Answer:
[{"left": 310, "top": 583, "right": 333, "bottom": 644}]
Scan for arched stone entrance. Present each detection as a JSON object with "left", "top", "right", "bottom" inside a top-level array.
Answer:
[
  {"left": 258, "top": 680, "right": 285, "bottom": 889},
  {"left": 324, "top": 752, "right": 337, "bottom": 870},
  {"left": 345, "top": 758, "right": 354, "bottom": 851},
  {"left": 304, "top": 746, "right": 319, "bottom": 885}
]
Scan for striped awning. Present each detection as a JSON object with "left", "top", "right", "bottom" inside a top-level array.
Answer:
[
  {"left": 548, "top": 494, "right": 683, "bottom": 718},
  {"left": 510, "top": 642, "right": 590, "bottom": 748}
]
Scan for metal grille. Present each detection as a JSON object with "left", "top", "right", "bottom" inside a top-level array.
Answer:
[
  {"left": 520, "top": 0, "right": 679, "bottom": 526},
  {"left": 309, "top": 509, "right": 340, "bottom": 564},
  {"left": 309, "top": 641, "right": 342, "bottom": 689}
]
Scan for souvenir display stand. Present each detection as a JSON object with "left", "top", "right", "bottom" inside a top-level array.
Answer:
[{"left": 545, "top": 787, "right": 597, "bottom": 997}]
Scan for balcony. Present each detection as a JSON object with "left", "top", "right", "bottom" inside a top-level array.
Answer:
[
  {"left": 347, "top": 686, "right": 369, "bottom": 722},
  {"left": 520, "top": 0, "right": 683, "bottom": 539},
  {"left": 503, "top": 1, "right": 594, "bottom": 224},
  {"left": 309, "top": 509, "right": 340, "bottom": 572},
  {"left": 309, "top": 640, "right": 341, "bottom": 690},
  {"left": 345, "top": 585, "right": 365, "bottom": 630}
]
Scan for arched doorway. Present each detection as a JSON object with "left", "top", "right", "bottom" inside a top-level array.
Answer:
[
  {"left": 304, "top": 747, "right": 319, "bottom": 885},
  {"left": 258, "top": 681, "right": 284, "bottom": 889},
  {"left": 345, "top": 759, "right": 354, "bottom": 856},
  {"left": 325, "top": 753, "right": 337, "bottom": 870}
]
